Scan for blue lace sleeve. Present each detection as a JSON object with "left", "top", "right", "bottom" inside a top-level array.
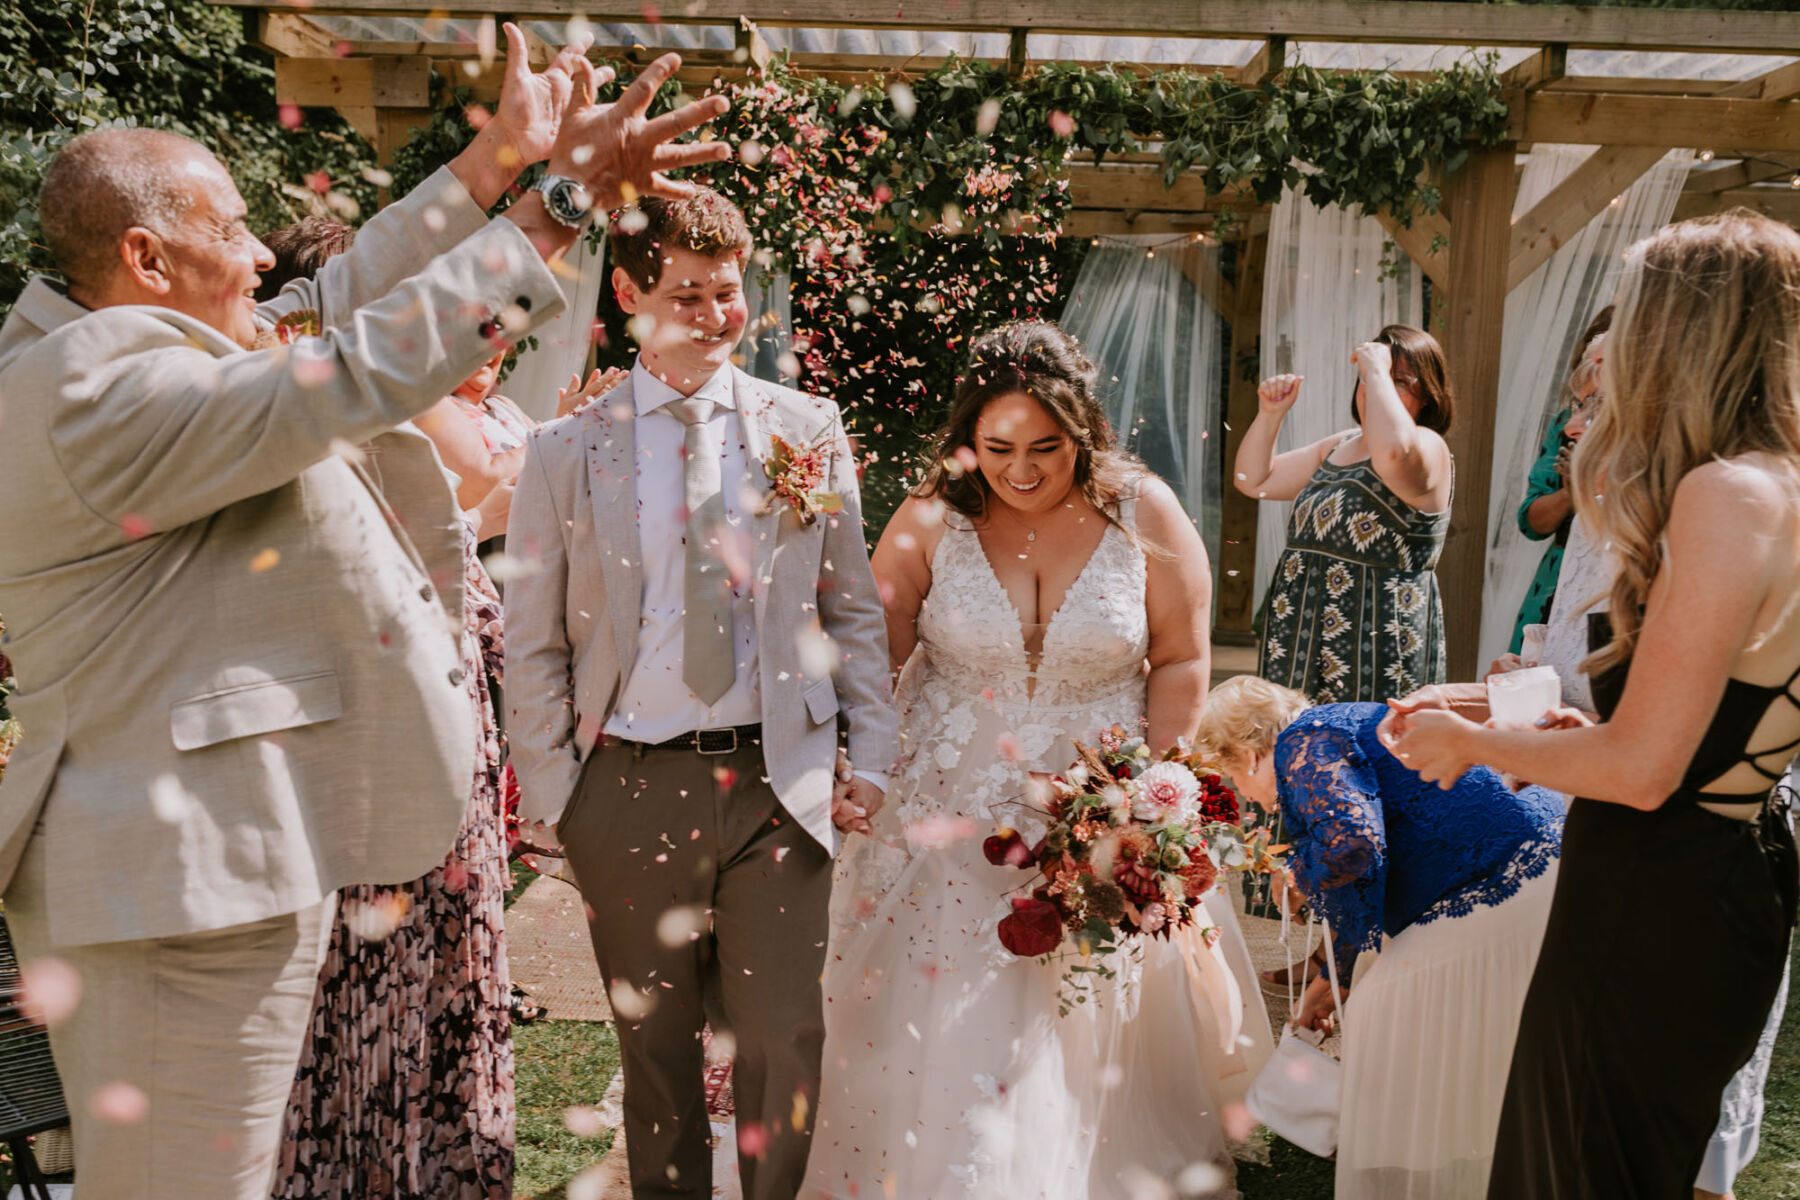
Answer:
[{"left": 1276, "top": 721, "right": 1388, "bottom": 980}]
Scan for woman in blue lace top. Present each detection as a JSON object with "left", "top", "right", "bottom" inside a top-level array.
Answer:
[{"left": 1198, "top": 676, "right": 1563, "bottom": 1200}]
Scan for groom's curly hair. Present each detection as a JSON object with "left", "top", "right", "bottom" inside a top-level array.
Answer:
[{"left": 917, "top": 321, "right": 1144, "bottom": 534}]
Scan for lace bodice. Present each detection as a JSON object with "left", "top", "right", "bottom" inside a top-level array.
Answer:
[
  {"left": 882, "top": 499, "right": 1150, "bottom": 837},
  {"left": 917, "top": 506, "right": 1149, "bottom": 715}
]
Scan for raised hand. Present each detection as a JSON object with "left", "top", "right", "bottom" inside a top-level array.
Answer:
[
  {"left": 547, "top": 53, "right": 731, "bottom": 210},
  {"left": 1257, "top": 373, "right": 1303, "bottom": 415},
  {"left": 491, "top": 22, "right": 605, "bottom": 170},
  {"left": 1352, "top": 341, "right": 1393, "bottom": 380},
  {"left": 556, "top": 366, "right": 627, "bottom": 418}
]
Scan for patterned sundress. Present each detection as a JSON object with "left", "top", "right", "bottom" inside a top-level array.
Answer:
[
  {"left": 1259, "top": 455, "right": 1449, "bottom": 704},
  {"left": 272, "top": 517, "right": 515, "bottom": 1199}
]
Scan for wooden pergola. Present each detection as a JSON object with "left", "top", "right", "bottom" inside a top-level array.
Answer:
[{"left": 217, "top": 0, "right": 1800, "bottom": 676}]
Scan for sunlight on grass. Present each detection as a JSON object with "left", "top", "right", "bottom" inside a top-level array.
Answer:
[{"left": 515, "top": 1020, "right": 620, "bottom": 1200}]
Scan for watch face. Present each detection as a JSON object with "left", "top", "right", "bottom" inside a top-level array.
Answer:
[{"left": 544, "top": 177, "right": 590, "bottom": 226}]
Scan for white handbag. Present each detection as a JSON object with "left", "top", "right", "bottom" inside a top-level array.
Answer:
[{"left": 1244, "top": 911, "right": 1346, "bottom": 1158}]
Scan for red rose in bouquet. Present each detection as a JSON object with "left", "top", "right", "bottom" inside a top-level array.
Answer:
[{"left": 997, "top": 896, "right": 1064, "bottom": 957}]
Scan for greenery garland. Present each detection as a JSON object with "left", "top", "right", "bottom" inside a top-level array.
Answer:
[{"left": 392, "top": 51, "right": 1506, "bottom": 522}]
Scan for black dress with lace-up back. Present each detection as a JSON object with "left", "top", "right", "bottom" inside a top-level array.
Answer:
[{"left": 1486, "top": 628, "right": 1799, "bottom": 1200}]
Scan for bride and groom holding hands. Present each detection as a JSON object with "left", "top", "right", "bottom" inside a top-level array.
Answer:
[{"left": 504, "top": 185, "right": 1252, "bottom": 1194}]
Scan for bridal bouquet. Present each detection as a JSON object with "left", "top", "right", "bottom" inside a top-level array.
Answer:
[{"left": 985, "top": 727, "right": 1283, "bottom": 1009}]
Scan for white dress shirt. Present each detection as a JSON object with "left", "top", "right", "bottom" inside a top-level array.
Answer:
[
  {"left": 601, "top": 359, "right": 888, "bottom": 795},
  {"left": 604, "top": 361, "right": 763, "bottom": 742}
]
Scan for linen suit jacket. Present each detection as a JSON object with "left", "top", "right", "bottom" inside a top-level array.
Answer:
[
  {"left": 0, "top": 168, "right": 567, "bottom": 946},
  {"left": 503, "top": 366, "right": 898, "bottom": 849}
]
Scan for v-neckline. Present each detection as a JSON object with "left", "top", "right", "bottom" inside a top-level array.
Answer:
[{"left": 968, "top": 520, "right": 1119, "bottom": 678}]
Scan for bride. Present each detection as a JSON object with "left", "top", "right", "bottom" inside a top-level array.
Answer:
[{"left": 807, "top": 322, "right": 1264, "bottom": 1198}]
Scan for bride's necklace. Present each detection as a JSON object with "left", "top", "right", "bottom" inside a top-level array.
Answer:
[{"left": 996, "top": 488, "right": 1073, "bottom": 560}]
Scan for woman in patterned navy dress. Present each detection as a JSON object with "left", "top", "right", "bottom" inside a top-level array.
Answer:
[{"left": 1237, "top": 326, "right": 1455, "bottom": 704}]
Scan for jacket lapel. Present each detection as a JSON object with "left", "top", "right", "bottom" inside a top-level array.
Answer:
[{"left": 586, "top": 378, "right": 645, "bottom": 673}]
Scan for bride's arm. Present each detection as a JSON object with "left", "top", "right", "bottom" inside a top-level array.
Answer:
[
  {"left": 871, "top": 495, "right": 940, "bottom": 675},
  {"left": 1139, "top": 477, "right": 1213, "bottom": 753}
]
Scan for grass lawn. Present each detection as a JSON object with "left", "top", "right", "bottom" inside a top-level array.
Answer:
[{"left": 510, "top": 937, "right": 1800, "bottom": 1200}]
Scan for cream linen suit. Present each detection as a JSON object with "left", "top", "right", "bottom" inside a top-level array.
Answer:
[
  {"left": 504, "top": 366, "right": 898, "bottom": 841},
  {"left": 504, "top": 366, "right": 897, "bottom": 1198},
  {"left": 0, "top": 167, "right": 566, "bottom": 1197}
]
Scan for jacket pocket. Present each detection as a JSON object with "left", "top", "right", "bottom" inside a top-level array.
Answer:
[
  {"left": 170, "top": 670, "right": 342, "bottom": 751},
  {"left": 803, "top": 678, "right": 839, "bottom": 726}
]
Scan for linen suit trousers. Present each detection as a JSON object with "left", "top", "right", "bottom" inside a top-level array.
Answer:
[
  {"left": 558, "top": 736, "right": 833, "bottom": 1200},
  {"left": 6, "top": 835, "right": 334, "bottom": 1199}
]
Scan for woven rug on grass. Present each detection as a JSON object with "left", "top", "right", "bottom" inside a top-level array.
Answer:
[{"left": 505, "top": 873, "right": 611, "bottom": 1022}]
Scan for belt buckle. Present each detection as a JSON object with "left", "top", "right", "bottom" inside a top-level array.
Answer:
[{"left": 696, "top": 727, "right": 737, "bottom": 755}]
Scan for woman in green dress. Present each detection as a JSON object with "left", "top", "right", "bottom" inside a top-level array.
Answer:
[
  {"left": 1508, "top": 306, "right": 1612, "bottom": 654},
  {"left": 1237, "top": 325, "right": 1456, "bottom": 703}
]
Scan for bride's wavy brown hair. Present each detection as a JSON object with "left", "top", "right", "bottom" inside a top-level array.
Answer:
[
  {"left": 1574, "top": 211, "right": 1800, "bottom": 676},
  {"left": 915, "top": 321, "right": 1143, "bottom": 529}
]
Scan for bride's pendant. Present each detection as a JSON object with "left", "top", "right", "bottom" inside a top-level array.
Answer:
[{"left": 1026, "top": 530, "right": 1037, "bottom": 542}]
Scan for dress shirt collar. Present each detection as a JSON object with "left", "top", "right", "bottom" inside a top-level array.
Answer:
[{"left": 631, "top": 358, "right": 735, "bottom": 418}]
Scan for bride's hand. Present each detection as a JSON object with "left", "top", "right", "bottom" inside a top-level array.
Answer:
[
  {"left": 1257, "top": 374, "right": 1303, "bottom": 416},
  {"left": 1295, "top": 973, "right": 1341, "bottom": 1033}
]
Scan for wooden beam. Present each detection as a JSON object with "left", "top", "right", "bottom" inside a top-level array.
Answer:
[
  {"left": 1544, "top": 75, "right": 1744, "bottom": 97},
  {"left": 1232, "top": 36, "right": 1285, "bottom": 88},
  {"left": 256, "top": 11, "right": 343, "bottom": 59},
  {"left": 1508, "top": 59, "right": 1800, "bottom": 286},
  {"left": 1501, "top": 43, "right": 1566, "bottom": 92},
  {"left": 1508, "top": 145, "right": 1669, "bottom": 291},
  {"left": 375, "top": 106, "right": 433, "bottom": 167},
  {"left": 1216, "top": 231, "right": 1268, "bottom": 640},
  {"left": 1522, "top": 92, "right": 1800, "bottom": 151},
  {"left": 1439, "top": 145, "right": 1518, "bottom": 680},
  {"left": 736, "top": 17, "right": 774, "bottom": 71},
  {"left": 273, "top": 55, "right": 431, "bottom": 108},
  {"left": 1007, "top": 27, "right": 1029, "bottom": 78},
  {"left": 1672, "top": 184, "right": 1800, "bottom": 225},
  {"left": 1065, "top": 167, "right": 1258, "bottom": 212},
  {"left": 1374, "top": 205, "right": 1451, "bottom": 291},
  {"left": 210, "top": 0, "right": 1800, "bottom": 55},
  {"left": 1683, "top": 158, "right": 1799, "bottom": 195}
]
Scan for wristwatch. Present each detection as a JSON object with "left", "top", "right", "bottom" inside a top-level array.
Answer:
[{"left": 534, "top": 173, "right": 593, "bottom": 228}]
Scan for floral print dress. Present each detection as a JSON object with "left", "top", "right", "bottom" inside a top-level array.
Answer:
[
  {"left": 1259, "top": 456, "right": 1449, "bottom": 704},
  {"left": 273, "top": 519, "right": 515, "bottom": 1200}
]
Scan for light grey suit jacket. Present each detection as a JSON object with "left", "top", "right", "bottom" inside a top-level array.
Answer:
[
  {"left": 0, "top": 169, "right": 567, "bottom": 946},
  {"left": 504, "top": 366, "right": 898, "bottom": 848}
]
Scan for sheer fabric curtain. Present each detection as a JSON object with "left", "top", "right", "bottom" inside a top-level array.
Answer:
[
  {"left": 504, "top": 232, "right": 609, "bottom": 421},
  {"left": 1061, "top": 236, "right": 1228, "bottom": 567},
  {"left": 1476, "top": 147, "right": 1691, "bottom": 665},
  {"left": 1254, "top": 195, "right": 1423, "bottom": 607},
  {"left": 739, "top": 260, "right": 795, "bottom": 384}
]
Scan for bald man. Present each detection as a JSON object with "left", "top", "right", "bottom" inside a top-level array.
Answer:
[{"left": 0, "top": 30, "right": 728, "bottom": 1198}]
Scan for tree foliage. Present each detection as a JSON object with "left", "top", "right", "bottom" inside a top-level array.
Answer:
[{"left": 0, "top": 0, "right": 377, "bottom": 319}]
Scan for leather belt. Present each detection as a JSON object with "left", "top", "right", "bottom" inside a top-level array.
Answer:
[{"left": 635, "top": 723, "right": 761, "bottom": 756}]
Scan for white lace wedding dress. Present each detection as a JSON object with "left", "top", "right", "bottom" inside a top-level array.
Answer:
[{"left": 806, "top": 500, "right": 1257, "bottom": 1199}]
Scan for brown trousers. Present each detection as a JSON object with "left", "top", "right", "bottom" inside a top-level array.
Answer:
[{"left": 558, "top": 735, "right": 832, "bottom": 1200}]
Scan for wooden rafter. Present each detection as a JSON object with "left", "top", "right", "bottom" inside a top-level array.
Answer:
[
  {"left": 1232, "top": 37, "right": 1285, "bottom": 89},
  {"left": 212, "top": 0, "right": 1800, "bottom": 56},
  {"left": 1500, "top": 44, "right": 1566, "bottom": 92},
  {"left": 1375, "top": 205, "right": 1451, "bottom": 290},
  {"left": 1522, "top": 93, "right": 1800, "bottom": 152}
]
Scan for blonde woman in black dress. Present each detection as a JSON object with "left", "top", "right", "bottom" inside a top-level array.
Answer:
[{"left": 1391, "top": 211, "right": 1800, "bottom": 1199}]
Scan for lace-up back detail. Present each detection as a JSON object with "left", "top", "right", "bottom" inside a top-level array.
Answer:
[{"left": 918, "top": 501, "right": 1149, "bottom": 714}]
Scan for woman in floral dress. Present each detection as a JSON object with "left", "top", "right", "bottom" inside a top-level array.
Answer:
[
  {"left": 1236, "top": 325, "right": 1456, "bottom": 704},
  {"left": 272, "top": 437, "right": 519, "bottom": 1199}
]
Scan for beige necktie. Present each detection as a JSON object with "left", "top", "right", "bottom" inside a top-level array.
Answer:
[{"left": 665, "top": 397, "right": 736, "bottom": 706}]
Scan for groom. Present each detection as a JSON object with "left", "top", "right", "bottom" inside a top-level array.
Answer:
[{"left": 505, "top": 188, "right": 897, "bottom": 1198}]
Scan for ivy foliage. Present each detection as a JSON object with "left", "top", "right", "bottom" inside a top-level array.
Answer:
[{"left": 0, "top": 0, "right": 377, "bottom": 319}]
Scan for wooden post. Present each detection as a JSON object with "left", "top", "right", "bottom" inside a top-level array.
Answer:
[
  {"left": 1215, "top": 231, "right": 1267, "bottom": 643},
  {"left": 1438, "top": 145, "right": 1517, "bottom": 679}
]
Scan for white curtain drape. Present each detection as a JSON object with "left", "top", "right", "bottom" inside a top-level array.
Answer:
[
  {"left": 740, "top": 260, "right": 795, "bottom": 383},
  {"left": 1476, "top": 147, "right": 1691, "bottom": 665},
  {"left": 1061, "top": 236, "right": 1228, "bottom": 568},
  {"left": 1254, "top": 194, "right": 1423, "bottom": 606},
  {"left": 504, "top": 232, "right": 609, "bottom": 421}
]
